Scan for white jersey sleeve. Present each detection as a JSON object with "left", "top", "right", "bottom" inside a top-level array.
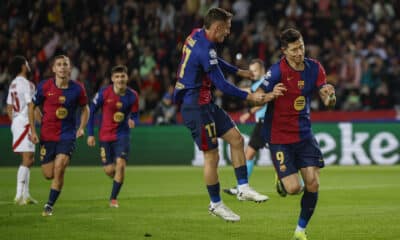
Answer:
[{"left": 7, "top": 76, "right": 34, "bottom": 121}]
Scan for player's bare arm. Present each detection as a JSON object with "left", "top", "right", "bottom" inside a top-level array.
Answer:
[
  {"left": 319, "top": 84, "right": 336, "bottom": 108},
  {"left": 240, "top": 106, "right": 264, "bottom": 123},
  {"left": 34, "top": 107, "right": 42, "bottom": 124},
  {"left": 6, "top": 104, "right": 13, "bottom": 121},
  {"left": 77, "top": 104, "right": 89, "bottom": 138},
  {"left": 250, "top": 83, "right": 287, "bottom": 105},
  {"left": 28, "top": 102, "right": 39, "bottom": 144}
]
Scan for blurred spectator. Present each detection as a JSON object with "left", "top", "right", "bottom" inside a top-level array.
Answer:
[
  {"left": 0, "top": 0, "right": 399, "bottom": 120},
  {"left": 153, "top": 86, "right": 177, "bottom": 125}
]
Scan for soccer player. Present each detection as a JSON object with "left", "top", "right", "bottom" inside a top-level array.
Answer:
[
  {"left": 256, "top": 28, "right": 336, "bottom": 240},
  {"left": 29, "top": 55, "right": 89, "bottom": 216},
  {"left": 223, "top": 59, "right": 269, "bottom": 196},
  {"left": 173, "top": 8, "right": 286, "bottom": 222},
  {"left": 6, "top": 56, "right": 38, "bottom": 205},
  {"left": 87, "top": 65, "right": 139, "bottom": 208}
]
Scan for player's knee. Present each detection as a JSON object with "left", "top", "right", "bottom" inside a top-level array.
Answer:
[
  {"left": 230, "top": 134, "right": 244, "bottom": 148},
  {"left": 43, "top": 171, "right": 54, "bottom": 180},
  {"left": 104, "top": 166, "right": 115, "bottom": 177},
  {"left": 305, "top": 179, "right": 319, "bottom": 192},
  {"left": 286, "top": 184, "right": 302, "bottom": 195}
]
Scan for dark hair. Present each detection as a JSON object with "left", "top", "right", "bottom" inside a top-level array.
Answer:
[
  {"left": 250, "top": 58, "right": 265, "bottom": 69},
  {"left": 280, "top": 28, "right": 302, "bottom": 48},
  {"left": 204, "top": 8, "right": 233, "bottom": 29},
  {"left": 111, "top": 65, "right": 128, "bottom": 75},
  {"left": 52, "top": 55, "right": 69, "bottom": 65},
  {"left": 9, "top": 55, "right": 27, "bottom": 78}
]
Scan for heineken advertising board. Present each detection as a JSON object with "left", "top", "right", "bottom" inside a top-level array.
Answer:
[{"left": 0, "top": 122, "right": 398, "bottom": 166}]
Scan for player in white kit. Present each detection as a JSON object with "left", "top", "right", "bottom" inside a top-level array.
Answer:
[{"left": 6, "top": 56, "right": 38, "bottom": 205}]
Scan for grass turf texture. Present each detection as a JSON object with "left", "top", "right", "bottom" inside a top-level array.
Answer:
[{"left": 0, "top": 166, "right": 399, "bottom": 240}]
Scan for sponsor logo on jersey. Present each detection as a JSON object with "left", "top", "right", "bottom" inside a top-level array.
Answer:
[
  {"left": 56, "top": 107, "right": 68, "bottom": 119},
  {"left": 294, "top": 96, "right": 306, "bottom": 111},
  {"left": 113, "top": 112, "right": 125, "bottom": 123}
]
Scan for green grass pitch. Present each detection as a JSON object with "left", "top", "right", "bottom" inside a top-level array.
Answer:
[{"left": 0, "top": 166, "right": 399, "bottom": 240}]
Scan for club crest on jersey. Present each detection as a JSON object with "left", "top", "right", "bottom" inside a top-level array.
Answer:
[
  {"left": 298, "top": 80, "right": 305, "bottom": 89},
  {"left": 56, "top": 107, "right": 68, "bottom": 119},
  {"left": 113, "top": 112, "right": 125, "bottom": 123},
  {"left": 294, "top": 96, "right": 306, "bottom": 111},
  {"left": 116, "top": 101, "right": 123, "bottom": 109},
  {"left": 58, "top": 96, "right": 66, "bottom": 103}
]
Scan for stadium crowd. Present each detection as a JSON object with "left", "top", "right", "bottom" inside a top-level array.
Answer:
[{"left": 0, "top": 0, "right": 399, "bottom": 122}]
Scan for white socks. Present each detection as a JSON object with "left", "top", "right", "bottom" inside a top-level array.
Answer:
[
  {"left": 210, "top": 201, "right": 222, "bottom": 208},
  {"left": 16, "top": 165, "right": 29, "bottom": 199},
  {"left": 23, "top": 168, "right": 31, "bottom": 198},
  {"left": 295, "top": 225, "right": 305, "bottom": 232},
  {"left": 237, "top": 183, "right": 249, "bottom": 192}
]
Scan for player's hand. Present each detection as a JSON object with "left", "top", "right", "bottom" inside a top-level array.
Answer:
[
  {"left": 240, "top": 112, "right": 250, "bottom": 123},
  {"left": 272, "top": 83, "right": 287, "bottom": 99},
  {"left": 87, "top": 136, "right": 96, "bottom": 147},
  {"left": 247, "top": 92, "right": 266, "bottom": 105},
  {"left": 128, "top": 119, "right": 136, "bottom": 128},
  {"left": 29, "top": 131, "right": 39, "bottom": 144},
  {"left": 320, "top": 84, "right": 336, "bottom": 108},
  {"left": 76, "top": 128, "right": 85, "bottom": 138},
  {"left": 237, "top": 69, "right": 255, "bottom": 80}
]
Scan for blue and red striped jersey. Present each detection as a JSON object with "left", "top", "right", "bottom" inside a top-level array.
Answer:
[
  {"left": 88, "top": 85, "right": 139, "bottom": 142},
  {"left": 259, "top": 58, "right": 327, "bottom": 144},
  {"left": 173, "top": 28, "right": 247, "bottom": 105},
  {"left": 33, "top": 78, "right": 88, "bottom": 141}
]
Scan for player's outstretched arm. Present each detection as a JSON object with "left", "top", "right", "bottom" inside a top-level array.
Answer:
[
  {"left": 237, "top": 69, "right": 254, "bottom": 80},
  {"left": 77, "top": 104, "right": 89, "bottom": 138},
  {"left": 319, "top": 84, "right": 336, "bottom": 108},
  {"left": 208, "top": 65, "right": 248, "bottom": 100},
  {"left": 248, "top": 83, "right": 287, "bottom": 106}
]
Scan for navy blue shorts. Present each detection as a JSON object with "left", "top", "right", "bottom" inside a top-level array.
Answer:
[
  {"left": 39, "top": 140, "right": 76, "bottom": 164},
  {"left": 269, "top": 137, "right": 324, "bottom": 179},
  {"left": 181, "top": 103, "right": 235, "bottom": 151},
  {"left": 99, "top": 136, "right": 130, "bottom": 165},
  {"left": 248, "top": 121, "right": 267, "bottom": 150}
]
